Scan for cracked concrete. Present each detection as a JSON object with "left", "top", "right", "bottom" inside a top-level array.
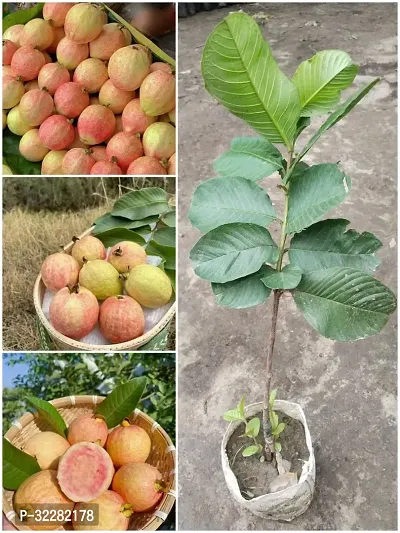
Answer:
[{"left": 177, "top": 3, "right": 397, "bottom": 530}]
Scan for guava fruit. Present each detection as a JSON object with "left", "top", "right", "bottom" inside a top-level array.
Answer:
[
  {"left": 43, "top": 2, "right": 75, "bottom": 27},
  {"left": 99, "top": 295, "right": 145, "bottom": 344},
  {"left": 24, "top": 79, "right": 40, "bottom": 92},
  {"left": 23, "top": 431, "right": 70, "bottom": 469},
  {"left": 62, "top": 147, "right": 95, "bottom": 174},
  {"left": 68, "top": 413, "right": 108, "bottom": 447},
  {"left": 106, "top": 132, "right": 143, "bottom": 172},
  {"left": 20, "top": 18, "right": 54, "bottom": 51},
  {"left": 168, "top": 153, "right": 176, "bottom": 175},
  {"left": 142, "top": 122, "right": 175, "bottom": 160},
  {"left": 3, "top": 39, "right": 18, "bottom": 65},
  {"left": 168, "top": 108, "right": 175, "bottom": 125},
  {"left": 90, "top": 159, "right": 122, "bottom": 175},
  {"left": 99, "top": 79, "right": 134, "bottom": 114},
  {"left": 3, "top": 64, "right": 15, "bottom": 77},
  {"left": 56, "top": 37, "right": 89, "bottom": 70},
  {"left": 3, "top": 76, "right": 25, "bottom": 109},
  {"left": 121, "top": 98, "right": 156, "bottom": 134},
  {"left": 149, "top": 62, "right": 173, "bottom": 74},
  {"left": 39, "top": 115, "right": 75, "bottom": 150},
  {"left": 47, "top": 26, "right": 65, "bottom": 53},
  {"left": 2, "top": 164, "right": 12, "bottom": 175},
  {"left": 54, "top": 81, "right": 89, "bottom": 118},
  {"left": 3, "top": 24, "right": 24, "bottom": 47},
  {"left": 11, "top": 45, "right": 45, "bottom": 81},
  {"left": 73, "top": 490, "right": 132, "bottom": 531},
  {"left": 106, "top": 422, "right": 150, "bottom": 467},
  {"left": 108, "top": 241, "right": 147, "bottom": 273},
  {"left": 73, "top": 58, "right": 109, "bottom": 94},
  {"left": 14, "top": 470, "right": 74, "bottom": 530},
  {"left": 68, "top": 127, "right": 88, "bottom": 149},
  {"left": 57, "top": 442, "right": 114, "bottom": 502},
  {"left": 140, "top": 71, "right": 175, "bottom": 117},
  {"left": 121, "top": 27, "right": 132, "bottom": 46},
  {"left": 125, "top": 264, "right": 172, "bottom": 308},
  {"left": 77, "top": 104, "right": 116, "bottom": 145},
  {"left": 91, "top": 145, "right": 108, "bottom": 162},
  {"left": 79, "top": 259, "right": 123, "bottom": 300},
  {"left": 38, "top": 62, "right": 70, "bottom": 95},
  {"left": 113, "top": 114, "right": 124, "bottom": 137},
  {"left": 64, "top": 3, "right": 104, "bottom": 44},
  {"left": 19, "top": 88, "right": 54, "bottom": 126},
  {"left": 71, "top": 235, "right": 106, "bottom": 266},
  {"left": 49, "top": 284, "right": 99, "bottom": 339},
  {"left": 41, "top": 150, "right": 67, "bottom": 175},
  {"left": 112, "top": 463, "right": 164, "bottom": 512},
  {"left": 108, "top": 45, "right": 150, "bottom": 91},
  {"left": 19, "top": 129, "right": 50, "bottom": 162},
  {"left": 41, "top": 251, "right": 80, "bottom": 291},
  {"left": 127, "top": 156, "right": 166, "bottom": 176},
  {"left": 89, "top": 23, "right": 126, "bottom": 61}
]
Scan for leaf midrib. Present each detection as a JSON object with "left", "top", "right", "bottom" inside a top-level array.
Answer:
[{"left": 300, "top": 62, "right": 352, "bottom": 110}]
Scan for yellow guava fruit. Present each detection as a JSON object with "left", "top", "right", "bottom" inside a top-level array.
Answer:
[
  {"left": 125, "top": 264, "right": 172, "bottom": 308},
  {"left": 79, "top": 259, "right": 123, "bottom": 301},
  {"left": 23, "top": 431, "right": 70, "bottom": 469}
]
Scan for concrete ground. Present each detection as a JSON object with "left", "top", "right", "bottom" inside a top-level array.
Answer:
[{"left": 177, "top": 3, "right": 397, "bottom": 531}]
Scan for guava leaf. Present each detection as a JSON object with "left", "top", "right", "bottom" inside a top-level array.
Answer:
[
  {"left": 245, "top": 417, "right": 260, "bottom": 438},
  {"left": 94, "top": 228, "right": 145, "bottom": 247},
  {"left": 25, "top": 396, "right": 67, "bottom": 437},
  {"left": 223, "top": 408, "right": 243, "bottom": 422},
  {"left": 261, "top": 264, "right": 302, "bottom": 290},
  {"left": 112, "top": 188, "right": 169, "bottom": 220},
  {"left": 161, "top": 210, "right": 176, "bottom": 227},
  {"left": 3, "top": 438, "right": 41, "bottom": 490},
  {"left": 92, "top": 213, "right": 158, "bottom": 234},
  {"left": 242, "top": 445, "right": 259, "bottom": 457}
]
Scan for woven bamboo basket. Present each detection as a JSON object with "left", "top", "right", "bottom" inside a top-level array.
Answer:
[
  {"left": 3, "top": 395, "right": 176, "bottom": 531},
  {"left": 33, "top": 227, "right": 176, "bottom": 351}
]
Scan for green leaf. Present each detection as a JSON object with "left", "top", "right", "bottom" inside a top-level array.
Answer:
[
  {"left": 238, "top": 396, "right": 245, "bottom": 417},
  {"left": 270, "top": 411, "right": 279, "bottom": 431},
  {"left": 289, "top": 219, "right": 382, "bottom": 274},
  {"left": 161, "top": 210, "right": 176, "bottom": 227},
  {"left": 294, "top": 117, "right": 311, "bottom": 142},
  {"left": 189, "top": 176, "right": 277, "bottom": 233},
  {"left": 93, "top": 228, "right": 145, "bottom": 248},
  {"left": 269, "top": 389, "right": 277, "bottom": 406},
  {"left": 242, "top": 445, "right": 259, "bottom": 457},
  {"left": 272, "top": 422, "right": 286, "bottom": 436},
  {"left": 213, "top": 137, "right": 283, "bottom": 181},
  {"left": 25, "top": 396, "right": 67, "bottom": 437},
  {"left": 245, "top": 417, "right": 261, "bottom": 438},
  {"left": 3, "top": 438, "right": 41, "bottom": 490},
  {"left": 293, "top": 50, "right": 358, "bottom": 116},
  {"left": 190, "top": 223, "right": 279, "bottom": 283},
  {"left": 275, "top": 441, "right": 282, "bottom": 452},
  {"left": 92, "top": 213, "right": 158, "bottom": 234},
  {"left": 3, "top": 3, "right": 44, "bottom": 32},
  {"left": 146, "top": 240, "right": 175, "bottom": 271},
  {"left": 112, "top": 188, "right": 169, "bottom": 220},
  {"left": 95, "top": 377, "right": 147, "bottom": 428},
  {"left": 165, "top": 268, "right": 176, "bottom": 292},
  {"left": 286, "top": 163, "right": 351, "bottom": 234},
  {"left": 152, "top": 227, "right": 175, "bottom": 248},
  {"left": 211, "top": 265, "right": 272, "bottom": 309},
  {"left": 261, "top": 264, "right": 302, "bottom": 290},
  {"left": 201, "top": 12, "right": 300, "bottom": 149},
  {"left": 223, "top": 408, "right": 244, "bottom": 422},
  {"left": 293, "top": 267, "right": 397, "bottom": 341}
]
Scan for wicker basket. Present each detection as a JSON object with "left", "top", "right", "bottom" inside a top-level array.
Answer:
[
  {"left": 33, "top": 227, "right": 176, "bottom": 351},
  {"left": 3, "top": 395, "right": 176, "bottom": 531}
]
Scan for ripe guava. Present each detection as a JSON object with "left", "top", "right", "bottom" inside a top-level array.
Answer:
[
  {"left": 54, "top": 81, "right": 89, "bottom": 118},
  {"left": 99, "top": 79, "right": 134, "bottom": 114},
  {"left": 99, "top": 295, "right": 145, "bottom": 344},
  {"left": 73, "top": 58, "right": 109, "bottom": 94},
  {"left": 3, "top": 39, "right": 18, "bottom": 65},
  {"left": 126, "top": 264, "right": 172, "bottom": 308},
  {"left": 168, "top": 153, "right": 176, "bottom": 175},
  {"left": 106, "top": 422, "right": 150, "bottom": 467},
  {"left": 62, "top": 147, "right": 95, "bottom": 174},
  {"left": 108, "top": 45, "right": 150, "bottom": 91},
  {"left": 19, "top": 129, "right": 50, "bottom": 162},
  {"left": 47, "top": 26, "right": 66, "bottom": 54},
  {"left": 121, "top": 98, "right": 156, "bottom": 134},
  {"left": 39, "top": 115, "right": 75, "bottom": 150},
  {"left": 11, "top": 45, "right": 45, "bottom": 81},
  {"left": 42, "top": 150, "right": 67, "bottom": 175},
  {"left": 79, "top": 259, "right": 123, "bottom": 300},
  {"left": 38, "top": 62, "right": 70, "bottom": 95},
  {"left": 127, "top": 156, "right": 166, "bottom": 175},
  {"left": 24, "top": 79, "right": 40, "bottom": 92},
  {"left": 56, "top": 37, "right": 89, "bottom": 70},
  {"left": 41, "top": 251, "right": 80, "bottom": 291},
  {"left": 91, "top": 145, "right": 108, "bottom": 162},
  {"left": 3, "top": 76, "right": 25, "bottom": 109},
  {"left": 90, "top": 159, "right": 122, "bottom": 175},
  {"left": 20, "top": 19, "right": 54, "bottom": 51},
  {"left": 143, "top": 122, "right": 175, "bottom": 160},
  {"left": 64, "top": 4, "right": 104, "bottom": 44},
  {"left": 73, "top": 490, "right": 132, "bottom": 531},
  {"left": 106, "top": 132, "right": 143, "bottom": 172},
  {"left": 3, "top": 24, "right": 24, "bottom": 47},
  {"left": 149, "top": 62, "right": 173, "bottom": 74},
  {"left": 43, "top": 2, "right": 75, "bottom": 27},
  {"left": 57, "top": 442, "right": 114, "bottom": 502},
  {"left": 89, "top": 23, "right": 126, "bottom": 61},
  {"left": 77, "top": 104, "right": 116, "bottom": 145},
  {"left": 71, "top": 235, "right": 106, "bottom": 267},
  {"left": 19, "top": 88, "right": 54, "bottom": 126},
  {"left": 140, "top": 71, "right": 175, "bottom": 116},
  {"left": 109, "top": 241, "right": 147, "bottom": 273},
  {"left": 49, "top": 284, "right": 99, "bottom": 339},
  {"left": 23, "top": 431, "right": 70, "bottom": 470},
  {"left": 68, "top": 413, "right": 108, "bottom": 447},
  {"left": 112, "top": 463, "right": 164, "bottom": 512}
]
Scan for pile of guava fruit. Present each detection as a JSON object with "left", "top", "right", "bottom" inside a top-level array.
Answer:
[{"left": 3, "top": 2, "right": 176, "bottom": 176}]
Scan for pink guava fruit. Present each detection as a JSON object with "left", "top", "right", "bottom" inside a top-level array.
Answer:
[
  {"left": 6, "top": 105, "right": 34, "bottom": 136},
  {"left": 41, "top": 150, "right": 67, "bottom": 175},
  {"left": 56, "top": 37, "right": 89, "bottom": 70},
  {"left": 62, "top": 147, "right": 95, "bottom": 174},
  {"left": 11, "top": 45, "right": 45, "bottom": 81},
  {"left": 99, "top": 79, "right": 135, "bottom": 114},
  {"left": 121, "top": 98, "right": 156, "bottom": 135},
  {"left": 168, "top": 153, "right": 176, "bottom": 175},
  {"left": 132, "top": 44, "right": 152, "bottom": 63},
  {"left": 38, "top": 62, "right": 70, "bottom": 95},
  {"left": 3, "top": 64, "right": 16, "bottom": 77},
  {"left": 106, "top": 132, "right": 143, "bottom": 172},
  {"left": 143, "top": 122, "right": 175, "bottom": 159},
  {"left": 71, "top": 235, "right": 106, "bottom": 266},
  {"left": 73, "top": 58, "right": 109, "bottom": 94},
  {"left": 127, "top": 156, "right": 166, "bottom": 176},
  {"left": 112, "top": 114, "right": 123, "bottom": 137},
  {"left": 108, "top": 241, "right": 147, "bottom": 273},
  {"left": 90, "top": 159, "right": 122, "bottom": 175},
  {"left": 64, "top": 3, "right": 104, "bottom": 44},
  {"left": 39, "top": 115, "right": 75, "bottom": 150},
  {"left": 99, "top": 295, "right": 145, "bottom": 344},
  {"left": 3, "top": 24, "right": 24, "bottom": 47},
  {"left": 19, "top": 129, "right": 49, "bottom": 162},
  {"left": 43, "top": 2, "right": 76, "bottom": 27},
  {"left": 24, "top": 79, "right": 40, "bottom": 92},
  {"left": 68, "top": 413, "right": 108, "bottom": 447},
  {"left": 73, "top": 490, "right": 133, "bottom": 531},
  {"left": 106, "top": 422, "right": 151, "bottom": 467},
  {"left": 91, "top": 145, "right": 108, "bottom": 162},
  {"left": 41, "top": 251, "right": 80, "bottom": 291},
  {"left": 23, "top": 431, "right": 70, "bottom": 470},
  {"left": 112, "top": 463, "right": 164, "bottom": 512},
  {"left": 68, "top": 127, "right": 88, "bottom": 149},
  {"left": 18, "top": 88, "right": 54, "bottom": 126},
  {"left": 58, "top": 442, "right": 114, "bottom": 502},
  {"left": 3, "top": 75, "right": 25, "bottom": 109},
  {"left": 47, "top": 26, "right": 65, "bottom": 53},
  {"left": 14, "top": 470, "right": 74, "bottom": 529},
  {"left": 140, "top": 71, "right": 175, "bottom": 116},
  {"left": 49, "top": 284, "right": 99, "bottom": 339},
  {"left": 77, "top": 104, "right": 116, "bottom": 145},
  {"left": 149, "top": 62, "right": 172, "bottom": 74},
  {"left": 108, "top": 45, "right": 150, "bottom": 91},
  {"left": 20, "top": 18, "right": 54, "bottom": 51},
  {"left": 3, "top": 39, "right": 18, "bottom": 65},
  {"left": 89, "top": 23, "right": 126, "bottom": 61},
  {"left": 54, "top": 81, "right": 89, "bottom": 118}
]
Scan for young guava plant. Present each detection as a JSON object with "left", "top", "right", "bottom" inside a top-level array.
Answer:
[{"left": 189, "top": 11, "right": 396, "bottom": 476}]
